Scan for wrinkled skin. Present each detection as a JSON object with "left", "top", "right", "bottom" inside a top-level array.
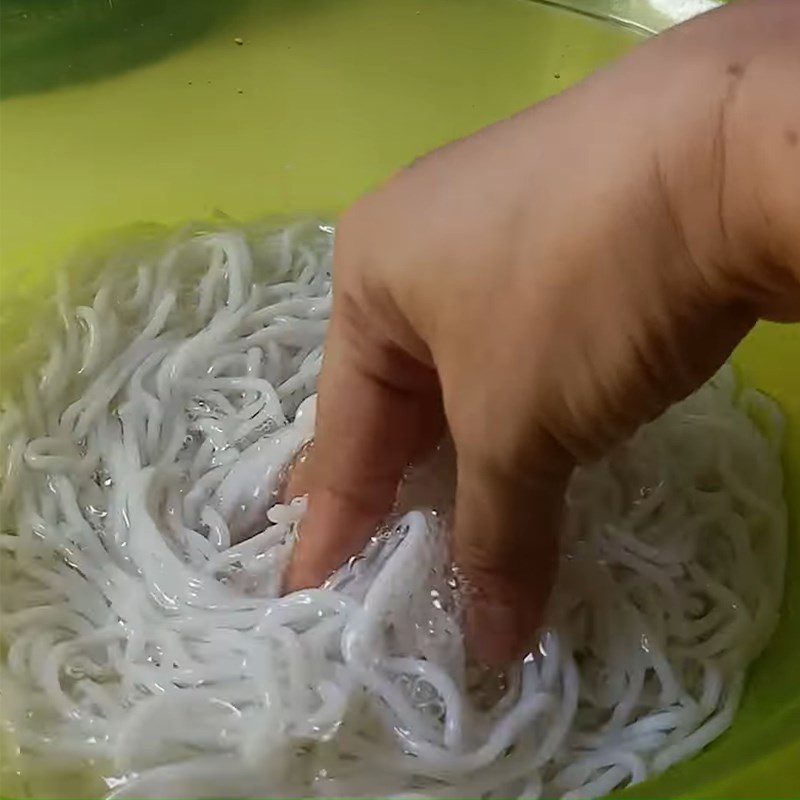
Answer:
[{"left": 284, "top": 0, "right": 800, "bottom": 664}]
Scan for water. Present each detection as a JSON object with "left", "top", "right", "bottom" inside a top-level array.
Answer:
[{"left": 0, "top": 3, "right": 643, "bottom": 797}]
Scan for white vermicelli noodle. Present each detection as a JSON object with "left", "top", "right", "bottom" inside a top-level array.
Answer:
[{"left": 0, "top": 220, "right": 787, "bottom": 799}]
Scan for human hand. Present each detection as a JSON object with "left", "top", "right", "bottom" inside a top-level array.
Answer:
[{"left": 284, "top": 0, "right": 800, "bottom": 664}]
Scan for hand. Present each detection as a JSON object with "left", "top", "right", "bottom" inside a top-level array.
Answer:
[{"left": 284, "top": 0, "right": 800, "bottom": 665}]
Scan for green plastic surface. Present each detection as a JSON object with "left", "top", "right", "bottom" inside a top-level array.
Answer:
[{"left": 0, "top": 0, "right": 797, "bottom": 797}]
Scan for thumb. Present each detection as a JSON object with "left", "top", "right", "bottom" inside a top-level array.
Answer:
[{"left": 452, "top": 447, "right": 571, "bottom": 666}]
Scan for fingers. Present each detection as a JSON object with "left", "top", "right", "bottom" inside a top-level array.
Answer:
[
  {"left": 284, "top": 298, "right": 442, "bottom": 591},
  {"left": 453, "top": 448, "right": 571, "bottom": 666},
  {"left": 277, "top": 439, "right": 315, "bottom": 506}
]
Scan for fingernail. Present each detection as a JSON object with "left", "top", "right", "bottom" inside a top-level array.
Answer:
[{"left": 466, "top": 599, "right": 523, "bottom": 666}]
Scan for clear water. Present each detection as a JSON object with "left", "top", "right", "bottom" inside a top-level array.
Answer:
[
  {"left": 0, "top": 6, "right": 642, "bottom": 796},
  {"left": 1, "top": 3, "right": 799, "bottom": 800}
]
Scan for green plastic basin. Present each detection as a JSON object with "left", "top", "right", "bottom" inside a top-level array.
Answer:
[{"left": 0, "top": 1, "right": 797, "bottom": 797}]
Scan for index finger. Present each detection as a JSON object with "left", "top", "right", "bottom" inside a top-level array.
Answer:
[{"left": 283, "top": 292, "right": 442, "bottom": 591}]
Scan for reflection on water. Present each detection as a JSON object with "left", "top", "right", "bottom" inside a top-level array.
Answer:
[{"left": 0, "top": 0, "right": 244, "bottom": 98}]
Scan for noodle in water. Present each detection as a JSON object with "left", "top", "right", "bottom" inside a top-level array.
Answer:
[{"left": 0, "top": 220, "right": 787, "bottom": 798}]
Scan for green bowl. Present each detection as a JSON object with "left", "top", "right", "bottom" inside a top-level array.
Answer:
[{"left": 0, "top": 0, "right": 797, "bottom": 796}]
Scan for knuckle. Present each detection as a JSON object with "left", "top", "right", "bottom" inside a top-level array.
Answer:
[
  {"left": 458, "top": 538, "right": 525, "bottom": 597},
  {"left": 333, "top": 202, "right": 376, "bottom": 280},
  {"left": 457, "top": 536, "right": 554, "bottom": 608}
]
